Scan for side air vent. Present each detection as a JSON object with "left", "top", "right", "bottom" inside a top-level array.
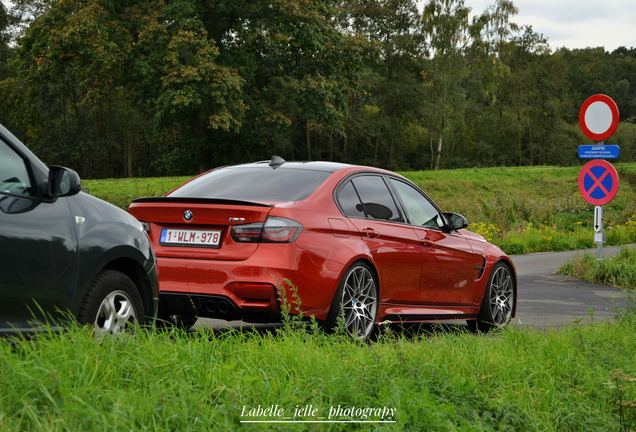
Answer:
[{"left": 475, "top": 258, "right": 486, "bottom": 279}]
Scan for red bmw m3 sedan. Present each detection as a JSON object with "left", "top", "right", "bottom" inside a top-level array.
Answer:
[{"left": 129, "top": 157, "right": 516, "bottom": 340}]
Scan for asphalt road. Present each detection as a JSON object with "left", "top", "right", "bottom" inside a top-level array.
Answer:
[
  {"left": 196, "top": 244, "right": 635, "bottom": 333},
  {"left": 510, "top": 244, "right": 634, "bottom": 330}
]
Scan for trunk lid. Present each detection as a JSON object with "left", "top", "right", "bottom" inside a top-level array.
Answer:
[{"left": 129, "top": 198, "right": 273, "bottom": 261}]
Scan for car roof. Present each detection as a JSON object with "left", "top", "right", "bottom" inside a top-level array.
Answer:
[
  {"left": 216, "top": 159, "right": 407, "bottom": 183},
  {"left": 230, "top": 160, "right": 354, "bottom": 173}
]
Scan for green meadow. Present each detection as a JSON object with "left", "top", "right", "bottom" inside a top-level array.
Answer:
[{"left": 85, "top": 163, "right": 636, "bottom": 255}]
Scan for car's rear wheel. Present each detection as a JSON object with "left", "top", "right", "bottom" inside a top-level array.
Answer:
[
  {"left": 78, "top": 270, "right": 144, "bottom": 336},
  {"left": 468, "top": 262, "right": 515, "bottom": 332},
  {"left": 326, "top": 262, "right": 378, "bottom": 341}
]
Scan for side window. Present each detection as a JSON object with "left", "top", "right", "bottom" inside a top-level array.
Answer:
[
  {"left": 0, "top": 140, "right": 33, "bottom": 197},
  {"left": 351, "top": 175, "right": 403, "bottom": 222},
  {"left": 337, "top": 181, "right": 366, "bottom": 218},
  {"left": 390, "top": 179, "right": 443, "bottom": 229}
]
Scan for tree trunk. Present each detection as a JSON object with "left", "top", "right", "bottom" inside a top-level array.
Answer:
[
  {"left": 517, "top": 110, "right": 522, "bottom": 166},
  {"left": 290, "top": 125, "right": 295, "bottom": 160},
  {"left": 433, "top": 133, "right": 443, "bottom": 170},
  {"left": 430, "top": 134, "right": 434, "bottom": 170},
  {"left": 343, "top": 133, "right": 348, "bottom": 158},
  {"left": 329, "top": 134, "right": 333, "bottom": 161},
  {"left": 126, "top": 138, "right": 133, "bottom": 178},
  {"left": 306, "top": 119, "right": 311, "bottom": 161},
  {"left": 529, "top": 122, "right": 534, "bottom": 165},
  {"left": 190, "top": 111, "right": 209, "bottom": 173},
  {"left": 373, "top": 136, "right": 378, "bottom": 167},
  {"left": 434, "top": 107, "right": 446, "bottom": 171}
]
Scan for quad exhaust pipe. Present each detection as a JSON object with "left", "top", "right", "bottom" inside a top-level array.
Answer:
[{"left": 204, "top": 299, "right": 230, "bottom": 314}]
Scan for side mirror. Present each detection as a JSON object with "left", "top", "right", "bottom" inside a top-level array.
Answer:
[
  {"left": 444, "top": 213, "right": 468, "bottom": 231},
  {"left": 48, "top": 166, "right": 81, "bottom": 198}
]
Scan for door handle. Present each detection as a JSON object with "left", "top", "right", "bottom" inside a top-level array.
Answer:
[
  {"left": 362, "top": 228, "right": 379, "bottom": 238},
  {"left": 421, "top": 238, "right": 435, "bottom": 247}
]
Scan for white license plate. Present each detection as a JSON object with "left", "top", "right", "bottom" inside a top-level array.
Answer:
[{"left": 160, "top": 228, "right": 222, "bottom": 248}]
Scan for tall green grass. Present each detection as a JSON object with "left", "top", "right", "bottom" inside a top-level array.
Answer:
[
  {"left": 1, "top": 307, "right": 636, "bottom": 431},
  {"left": 560, "top": 247, "right": 636, "bottom": 290}
]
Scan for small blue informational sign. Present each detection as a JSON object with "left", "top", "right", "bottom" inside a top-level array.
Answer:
[{"left": 578, "top": 145, "right": 620, "bottom": 159}]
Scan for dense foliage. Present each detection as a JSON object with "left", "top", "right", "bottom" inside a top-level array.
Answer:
[{"left": 1, "top": 0, "right": 635, "bottom": 177}]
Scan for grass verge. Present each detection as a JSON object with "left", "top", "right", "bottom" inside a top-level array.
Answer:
[
  {"left": 1, "top": 306, "right": 636, "bottom": 431},
  {"left": 559, "top": 247, "right": 636, "bottom": 290}
]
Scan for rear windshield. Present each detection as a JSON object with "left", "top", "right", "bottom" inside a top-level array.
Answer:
[{"left": 169, "top": 166, "right": 332, "bottom": 202}]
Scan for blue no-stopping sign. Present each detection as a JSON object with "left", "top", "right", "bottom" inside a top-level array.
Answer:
[{"left": 578, "top": 159, "right": 620, "bottom": 206}]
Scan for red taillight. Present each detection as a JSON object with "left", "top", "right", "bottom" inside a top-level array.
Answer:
[
  {"left": 231, "top": 217, "right": 303, "bottom": 243},
  {"left": 230, "top": 223, "right": 263, "bottom": 242},
  {"left": 261, "top": 226, "right": 299, "bottom": 242}
]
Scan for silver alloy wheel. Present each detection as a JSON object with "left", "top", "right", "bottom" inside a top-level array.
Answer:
[
  {"left": 488, "top": 265, "right": 514, "bottom": 326},
  {"left": 341, "top": 265, "right": 378, "bottom": 339},
  {"left": 94, "top": 290, "right": 138, "bottom": 336}
]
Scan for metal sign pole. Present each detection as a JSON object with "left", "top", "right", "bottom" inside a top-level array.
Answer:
[{"left": 594, "top": 205, "right": 604, "bottom": 263}]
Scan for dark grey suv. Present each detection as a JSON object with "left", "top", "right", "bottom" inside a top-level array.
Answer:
[{"left": 0, "top": 123, "right": 158, "bottom": 335}]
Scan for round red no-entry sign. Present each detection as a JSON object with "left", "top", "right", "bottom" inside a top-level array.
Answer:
[
  {"left": 579, "top": 94, "right": 619, "bottom": 142},
  {"left": 578, "top": 159, "right": 619, "bottom": 205}
]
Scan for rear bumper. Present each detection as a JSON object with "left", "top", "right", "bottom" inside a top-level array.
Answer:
[
  {"left": 156, "top": 243, "right": 345, "bottom": 321},
  {"left": 158, "top": 292, "right": 278, "bottom": 322}
]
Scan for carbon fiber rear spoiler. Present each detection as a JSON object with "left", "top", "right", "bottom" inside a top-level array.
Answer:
[{"left": 131, "top": 197, "right": 274, "bottom": 208}]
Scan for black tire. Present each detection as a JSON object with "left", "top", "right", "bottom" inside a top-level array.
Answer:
[
  {"left": 155, "top": 312, "right": 198, "bottom": 331},
  {"left": 325, "top": 262, "right": 379, "bottom": 341},
  {"left": 468, "top": 262, "right": 516, "bottom": 332},
  {"left": 78, "top": 270, "right": 144, "bottom": 336}
]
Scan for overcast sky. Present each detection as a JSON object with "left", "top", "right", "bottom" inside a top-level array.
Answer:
[{"left": 466, "top": 0, "right": 636, "bottom": 52}]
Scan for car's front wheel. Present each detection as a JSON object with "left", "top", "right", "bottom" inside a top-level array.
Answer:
[
  {"left": 326, "top": 262, "right": 379, "bottom": 341},
  {"left": 469, "top": 262, "right": 515, "bottom": 332},
  {"left": 78, "top": 270, "right": 144, "bottom": 336}
]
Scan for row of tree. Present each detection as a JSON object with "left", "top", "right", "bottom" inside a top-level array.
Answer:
[{"left": 1, "top": 0, "right": 635, "bottom": 178}]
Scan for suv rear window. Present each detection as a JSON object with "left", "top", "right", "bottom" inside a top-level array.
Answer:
[{"left": 170, "top": 166, "right": 332, "bottom": 202}]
